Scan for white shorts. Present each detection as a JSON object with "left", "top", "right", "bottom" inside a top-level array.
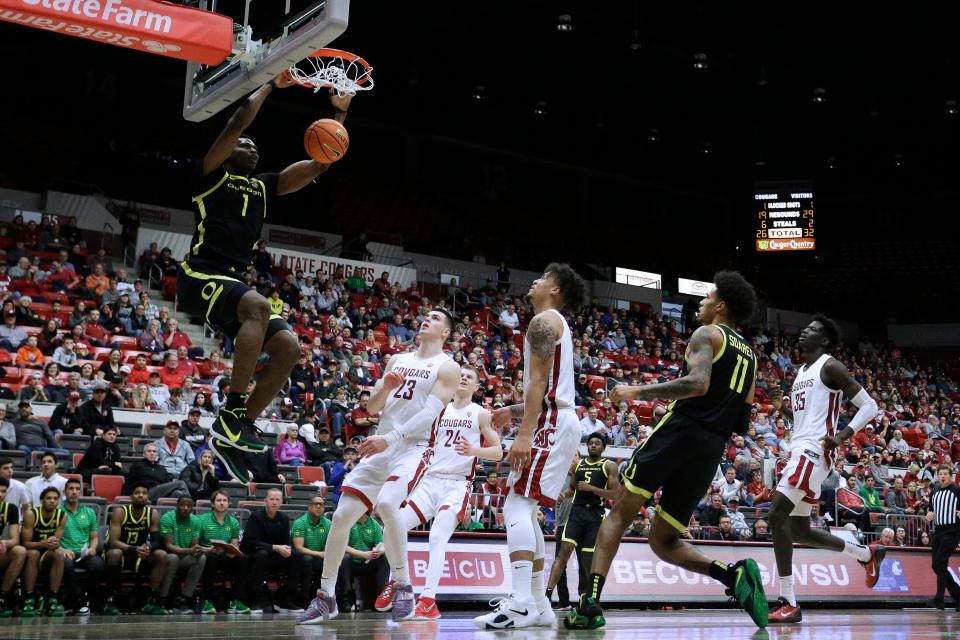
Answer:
[
  {"left": 342, "top": 443, "right": 430, "bottom": 513},
  {"left": 507, "top": 407, "right": 580, "bottom": 508},
  {"left": 404, "top": 474, "right": 472, "bottom": 524},
  {"left": 776, "top": 442, "right": 831, "bottom": 516}
]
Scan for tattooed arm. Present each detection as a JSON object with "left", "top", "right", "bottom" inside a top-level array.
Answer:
[
  {"left": 609, "top": 326, "right": 720, "bottom": 404},
  {"left": 506, "top": 311, "right": 562, "bottom": 470}
]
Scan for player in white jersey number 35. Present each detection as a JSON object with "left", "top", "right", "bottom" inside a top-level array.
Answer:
[
  {"left": 474, "top": 263, "right": 586, "bottom": 630},
  {"left": 373, "top": 364, "right": 503, "bottom": 620},
  {"left": 766, "top": 314, "right": 882, "bottom": 624},
  {"left": 297, "top": 309, "right": 460, "bottom": 625}
]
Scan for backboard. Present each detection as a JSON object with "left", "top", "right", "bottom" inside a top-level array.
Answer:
[{"left": 183, "top": 0, "right": 350, "bottom": 122}]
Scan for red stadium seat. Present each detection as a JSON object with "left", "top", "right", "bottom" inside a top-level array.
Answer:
[
  {"left": 92, "top": 474, "right": 124, "bottom": 503},
  {"left": 298, "top": 466, "right": 326, "bottom": 485}
]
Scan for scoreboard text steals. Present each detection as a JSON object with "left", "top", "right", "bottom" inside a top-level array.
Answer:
[{"left": 754, "top": 182, "right": 816, "bottom": 252}]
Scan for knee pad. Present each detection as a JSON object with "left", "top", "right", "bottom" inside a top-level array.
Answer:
[{"left": 503, "top": 494, "right": 538, "bottom": 554}]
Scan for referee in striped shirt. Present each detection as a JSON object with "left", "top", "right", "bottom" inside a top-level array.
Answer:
[{"left": 925, "top": 464, "right": 960, "bottom": 610}]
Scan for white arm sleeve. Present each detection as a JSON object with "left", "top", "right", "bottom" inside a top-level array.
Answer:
[
  {"left": 383, "top": 395, "right": 445, "bottom": 444},
  {"left": 846, "top": 388, "right": 878, "bottom": 434}
]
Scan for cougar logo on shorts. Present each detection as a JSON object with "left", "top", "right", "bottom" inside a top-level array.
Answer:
[
  {"left": 532, "top": 426, "right": 557, "bottom": 448},
  {"left": 803, "top": 449, "right": 821, "bottom": 460}
]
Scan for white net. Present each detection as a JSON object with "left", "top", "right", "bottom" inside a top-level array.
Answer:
[{"left": 287, "top": 52, "right": 374, "bottom": 97}]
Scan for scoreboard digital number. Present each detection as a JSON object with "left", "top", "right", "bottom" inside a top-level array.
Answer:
[{"left": 754, "top": 182, "right": 816, "bottom": 252}]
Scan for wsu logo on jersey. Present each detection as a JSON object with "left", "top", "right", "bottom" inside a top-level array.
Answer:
[
  {"left": 420, "top": 448, "right": 436, "bottom": 465},
  {"left": 532, "top": 426, "right": 557, "bottom": 448}
]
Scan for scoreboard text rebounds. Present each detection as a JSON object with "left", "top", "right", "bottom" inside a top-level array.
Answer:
[{"left": 754, "top": 184, "right": 816, "bottom": 252}]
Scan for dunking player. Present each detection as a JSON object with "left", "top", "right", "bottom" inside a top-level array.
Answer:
[
  {"left": 373, "top": 364, "right": 503, "bottom": 620},
  {"left": 474, "top": 263, "right": 586, "bottom": 630},
  {"left": 567, "top": 271, "right": 769, "bottom": 630},
  {"left": 297, "top": 310, "right": 460, "bottom": 624},
  {"left": 766, "top": 314, "right": 881, "bottom": 623},
  {"left": 177, "top": 74, "right": 351, "bottom": 482},
  {"left": 545, "top": 432, "right": 618, "bottom": 606}
]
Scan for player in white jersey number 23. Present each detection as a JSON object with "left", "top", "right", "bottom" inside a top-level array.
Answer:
[{"left": 374, "top": 364, "right": 503, "bottom": 620}]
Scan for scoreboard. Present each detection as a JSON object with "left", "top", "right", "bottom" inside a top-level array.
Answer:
[{"left": 754, "top": 181, "right": 816, "bottom": 252}]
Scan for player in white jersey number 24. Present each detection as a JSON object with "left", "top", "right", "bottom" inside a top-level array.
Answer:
[
  {"left": 373, "top": 364, "right": 503, "bottom": 620},
  {"left": 474, "top": 263, "right": 586, "bottom": 630},
  {"left": 297, "top": 310, "right": 460, "bottom": 625},
  {"left": 766, "top": 314, "right": 882, "bottom": 624}
]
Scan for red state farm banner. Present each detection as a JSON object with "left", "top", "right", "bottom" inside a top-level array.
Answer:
[
  {"left": 407, "top": 537, "right": 959, "bottom": 603},
  {"left": 0, "top": 0, "right": 231, "bottom": 64}
]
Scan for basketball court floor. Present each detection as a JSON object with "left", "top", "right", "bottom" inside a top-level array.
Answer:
[{"left": 0, "top": 610, "right": 956, "bottom": 640}]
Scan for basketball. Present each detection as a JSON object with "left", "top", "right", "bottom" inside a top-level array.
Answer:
[{"left": 304, "top": 118, "right": 349, "bottom": 163}]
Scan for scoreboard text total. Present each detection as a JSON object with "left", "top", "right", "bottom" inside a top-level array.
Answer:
[{"left": 755, "top": 189, "right": 816, "bottom": 252}]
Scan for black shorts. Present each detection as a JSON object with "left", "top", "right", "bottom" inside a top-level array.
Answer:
[
  {"left": 621, "top": 412, "right": 727, "bottom": 534},
  {"left": 561, "top": 507, "right": 604, "bottom": 551},
  {"left": 177, "top": 262, "right": 289, "bottom": 341}
]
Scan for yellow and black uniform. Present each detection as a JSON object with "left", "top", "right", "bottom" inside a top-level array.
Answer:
[
  {"left": 621, "top": 324, "right": 757, "bottom": 533},
  {"left": 30, "top": 507, "right": 66, "bottom": 566},
  {"left": 109, "top": 505, "right": 154, "bottom": 572},
  {"left": 0, "top": 501, "right": 19, "bottom": 531},
  {"left": 177, "top": 166, "right": 288, "bottom": 340},
  {"left": 562, "top": 458, "right": 607, "bottom": 552}
]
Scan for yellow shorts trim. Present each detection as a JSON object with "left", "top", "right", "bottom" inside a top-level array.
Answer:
[
  {"left": 560, "top": 534, "right": 579, "bottom": 548},
  {"left": 622, "top": 477, "right": 653, "bottom": 499},
  {"left": 655, "top": 504, "right": 687, "bottom": 534}
]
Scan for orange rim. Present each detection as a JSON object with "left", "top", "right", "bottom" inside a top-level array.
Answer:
[{"left": 291, "top": 48, "right": 373, "bottom": 88}]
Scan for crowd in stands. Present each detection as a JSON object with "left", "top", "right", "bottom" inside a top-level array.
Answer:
[{"left": 1, "top": 213, "right": 960, "bottom": 616}]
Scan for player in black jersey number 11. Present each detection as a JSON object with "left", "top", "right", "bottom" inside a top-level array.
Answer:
[{"left": 176, "top": 73, "right": 353, "bottom": 483}]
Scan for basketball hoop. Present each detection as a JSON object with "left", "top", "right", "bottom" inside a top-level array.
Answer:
[{"left": 287, "top": 48, "right": 374, "bottom": 97}]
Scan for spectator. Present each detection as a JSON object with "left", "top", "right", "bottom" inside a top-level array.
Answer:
[
  {"left": 348, "top": 355, "right": 374, "bottom": 387},
  {"left": 884, "top": 477, "right": 911, "bottom": 515},
  {"left": 49, "top": 391, "right": 83, "bottom": 435},
  {"left": 579, "top": 407, "right": 604, "bottom": 441},
  {"left": 306, "top": 426, "right": 343, "bottom": 479},
  {"left": 24, "top": 452, "right": 67, "bottom": 507},
  {"left": 159, "top": 353, "right": 186, "bottom": 389},
  {"left": 12, "top": 402, "right": 70, "bottom": 458},
  {"left": 123, "top": 442, "right": 190, "bottom": 502},
  {"left": 179, "top": 449, "right": 219, "bottom": 502},
  {"left": 888, "top": 429, "right": 911, "bottom": 456},
  {"left": 75, "top": 425, "right": 123, "bottom": 482},
  {"left": 708, "top": 515, "right": 739, "bottom": 542},
  {"left": 179, "top": 408, "right": 207, "bottom": 450},
  {"left": 274, "top": 425, "right": 309, "bottom": 467},
  {"left": 625, "top": 513, "right": 651, "bottom": 538},
  {"left": 0, "top": 457, "right": 29, "bottom": 511},
  {"left": 128, "top": 353, "right": 151, "bottom": 385},
  {"left": 326, "top": 445, "right": 358, "bottom": 504},
  {"left": 74, "top": 382, "right": 115, "bottom": 437},
  {"left": 243, "top": 449, "right": 287, "bottom": 485},
  {"left": 809, "top": 503, "right": 829, "bottom": 530},
  {"left": 288, "top": 352, "right": 317, "bottom": 407},
  {"left": 15, "top": 334, "right": 44, "bottom": 367},
  {"left": 698, "top": 493, "right": 726, "bottom": 528},
  {"left": 238, "top": 488, "right": 306, "bottom": 612},
  {"left": 0, "top": 310, "right": 26, "bottom": 351},
  {"left": 724, "top": 496, "right": 751, "bottom": 537},
  {"left": 339, "top": 511, "right": 389, "bottom": 611},
  {"left": 160, "top": 496, "right": 207, "bottom": 612},
  {"left": 59, "top": 477, "right": 104, "bottom": 614},
  {"left": 498, "top": 303, "right": 519, "bottom": 333},
  {"left": 197, "top": 489, "right": 245, "bottom": 613},
  {"left": 713, "top": 466, "right": 744, "bottom": 503},
  {"left": 291, "top": 495, "right": 331, "bottom": 599},
  {"left": 129, "top": 383, "right": 158, "bottom": 411},
  {"left": 574, "top": 373, "right": 594, "bottom": 406},
  {"left": 745, "top": 470, "right": 771, "bottom": 507},
  {"left": 879, "top": 527, "right": 895, "bottom": 547},
  {"left": 349, "top": 391, "right": 378, "bottom": 440},
  {"left": 84, "top": 264, "right": 109, "bottom": 296},
  {"left": 138, "top": 320, "right": 164, "bottom": 354},
  {"left": 859, "top": 475, "right": 889, "bottom": 520},
  {"left": 18, "top": 373, "right": 49, "bottom": 404},
  {"left": 751, "top": 519, "right": 771, "bottom": 542},
  {"left": 894, "top": 525, "right": 908, "bottom": 547},
  {"left": 51, "top": 337, "right": 79, "bottom": 372},
  {"left": 0, "top": 404, "right": 15, "bottom": 450},
  {"left": 79, "top": 309, "right": 116, "bottom": 348},
  {"left": 97, "top": 349, "right": 124, "bottom": 384},
  {"left": 164, "top": 319, "right": 200, "bottom": 359},
  {"left": 146, "top": 377, "right": 173, "bottom": 411},
  {"left": 155, "top": 420, "right": 195, "bottom": 478}
]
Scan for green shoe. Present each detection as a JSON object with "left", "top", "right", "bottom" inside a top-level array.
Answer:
[
  {"left": 202, "top": 600, "right": 218, "bottom": 615},
  {"left": 212, "top": 407, "right": 266, "bottom": 452},
  {"left": 209, "top": 438, "right": 252, "bottom": 484},
  {"left": 564, "top": 596, "right": 606, "bottom": 630},
  {"left": 0, "top": 594, "right": 12, "bottom": 618},
  {"left": 140, "top": 602, "right": 165, "bottom": 616},
  {"left": 21, "top": 595, "right": 36, "bottom": 618},
  {"left": 229, "top": 599, "right": 251, "bottom": 614},
  {"left": 731, "top": 558, "right": 768, "bottom": 629},
  {"left": 102, "top": 598, "right": 120, "bottom": 616},
  {"left": 46, "top": 596, "right": 65, "bottom": 617},
  {"left": 169, "top": 595, "right": 187, "bottom": 614}
]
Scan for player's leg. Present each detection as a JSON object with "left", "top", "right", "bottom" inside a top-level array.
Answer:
[
  {"left": 546, "top": 540, "right": 576, "bottom": 596},
  {"left": 223, "top": 290, "right": 271, "bottom": 409},
  {"left": 244, "top": 326, "right": 299, "bottom": 418},
  {"left": 477, "top": 491, "right": 539, "bottom": 627},
  {"left": 767, "top": 489, "right": 801, "bottom": 616},
  {"left": 374, "top": 474, "right": 417, "bottom": 620},
  {"left": 102, "top": 549, "right": 123, "bottom": 614},
  {"left": 298, "top": 490, "right": 368, "bottom": 624},
  {"left": 575, "top": 510, "right": 603, "bottom": 600},
  {"left": 414, "top": 507, "right": 458, "bottom": 620},
  {"left": 43, "top": 550, "right": 65, "bottom": 615},
  {"left": 375, "top": 486, "right": 429, "bottom": 613}
]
